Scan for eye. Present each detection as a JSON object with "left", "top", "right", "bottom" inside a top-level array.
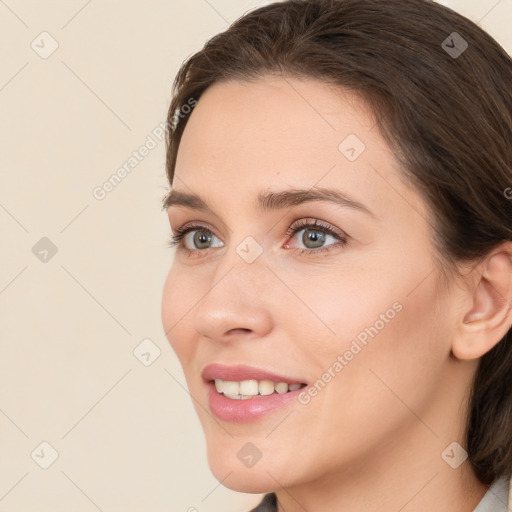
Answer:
[
  {"left": 285, "top": 218, "right": 347, "bottom": 253},
  {"left": 168, "top": 224, "right": 224, "bottom": 252},
  {"left": 168, "top": 218, "right": 347, "bottom": 257}
]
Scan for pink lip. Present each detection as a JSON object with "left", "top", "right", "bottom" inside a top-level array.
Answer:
[
  {"left": 201, "top": 363, "right": 306, "bottom": 384},
  {"left": 205, "top": 381, "right": 305, "bottom": 423},
  {"left": 201, "top": 363, "right": 308, "bottom": 423}
]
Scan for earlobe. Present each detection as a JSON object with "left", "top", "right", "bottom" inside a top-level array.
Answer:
[{"left": 452, "top": 247, "right": 512, "bottom": 361}]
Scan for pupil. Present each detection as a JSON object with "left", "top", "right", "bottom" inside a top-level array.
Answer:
[
  {"left": 194, "top": 230, "right": 212, "bottom": 248},
  {"left": 303, "top": 229, "right": 325, "bottom": 248}
]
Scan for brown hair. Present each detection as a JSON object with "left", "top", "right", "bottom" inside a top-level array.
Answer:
[{"left": 164, "top": 0, "right": 512, "bottom": 485}]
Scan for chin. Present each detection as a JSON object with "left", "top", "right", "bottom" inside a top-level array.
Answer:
[
  {"left": 204, "top": 441, "right": 287, "bottom": 494},
  {"left": 209, "top": 462, "right": 279, "bottom": 494}
]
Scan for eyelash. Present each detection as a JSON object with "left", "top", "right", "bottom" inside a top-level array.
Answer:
[{"left": 167, "top": 218, "right": 348, "bottom": 258}]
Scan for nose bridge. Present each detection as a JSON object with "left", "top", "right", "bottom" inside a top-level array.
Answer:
[
  {"left": 192, "top": 238, "right": 273, "bottom": 341},
  {"left": 213, "top": 230, "right": 270, "bottom": 294}
]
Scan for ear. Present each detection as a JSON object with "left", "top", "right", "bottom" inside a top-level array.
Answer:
[{"left": 452, "top": 243, "right": 512, "bottom": 361}]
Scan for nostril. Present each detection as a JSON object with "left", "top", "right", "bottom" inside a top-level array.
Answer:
[{"left": 227, "top": 328, "right": 252, "bottom": 335}]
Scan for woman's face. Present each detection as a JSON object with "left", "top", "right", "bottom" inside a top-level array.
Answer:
[{"left": 162, "top": 76, "right": 468, "bottom": 493}]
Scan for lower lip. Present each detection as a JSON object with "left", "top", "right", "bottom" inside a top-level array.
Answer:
[{"left": 206, "top": 381, "right": 304, "bottom": 423}]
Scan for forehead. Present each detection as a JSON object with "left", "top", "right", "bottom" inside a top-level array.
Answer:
[
  {"left": 174, "top": 76, "right": 426, "bottom": 219},
  {"left": 178, "top": 76, "right": 376, "bottom": 166}
]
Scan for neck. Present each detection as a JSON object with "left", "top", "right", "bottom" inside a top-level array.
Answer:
[
  {"left": 275, "top": 440, "right": 488, "bottom": 512},
  {"left": 274, "top": 396, "right": 489, "bottom": 512}
]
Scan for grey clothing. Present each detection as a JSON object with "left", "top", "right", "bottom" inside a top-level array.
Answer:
[{"left": 474, "top": 476, "right": 510, "bottom": 512}]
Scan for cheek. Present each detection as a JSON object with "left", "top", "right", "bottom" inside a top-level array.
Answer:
[
  {"left": 161, "top": 265, "right": 199, "bottom": 366},
  {"left": 299, "top": 264, "right": 450, "bottom": 440},
  {"left": 271, "top": 256, "right": 408, "bottom": 359},
  {"left": 275, "top": 242, "right": 444, "bottom": 358},
  {"left": 280, "top": 255, "right": 449, "bottom": 416}
]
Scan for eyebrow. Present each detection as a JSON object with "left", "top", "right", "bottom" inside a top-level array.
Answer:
[{"left": 163, "top": 187, "right": 374, "bottom": 217}]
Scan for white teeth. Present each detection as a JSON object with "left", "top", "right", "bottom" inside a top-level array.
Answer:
[
  {"left": 214, "top": 379, "right": 224, "bottom": 393},
  {"left": 222, "top": 380, "right": 240, "bottom": 396},
  {"left": 275, "top": 382, "right": 289, "bottom": 394},
  {"left": 259, "top": 380, "right": 275, "bottom": 396},
  {"left": 239, "top": 379, "right": 259, "bottom": 395},
  {"left": 213, "top": 378, "right": 304, "bottom": 399},
  {"left": 223, "top": 392, "right": 253, "bottom": 400}
]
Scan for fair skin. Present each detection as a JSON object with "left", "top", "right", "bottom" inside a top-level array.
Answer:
[{"left": 162, "top": 76, "right": 512, "bottom": 512}]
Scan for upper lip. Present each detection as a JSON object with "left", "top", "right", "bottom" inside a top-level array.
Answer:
[{"left": 202, "top": 363, "right": 307, "bottom": 384}]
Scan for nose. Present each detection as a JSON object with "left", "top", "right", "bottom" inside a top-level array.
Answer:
[{"left": 192, "top": 256, "right": 274, "bottom": 343}]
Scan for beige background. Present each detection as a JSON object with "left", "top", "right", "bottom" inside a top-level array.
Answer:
[{"left": 0, "top": 1, "right": 510, "bottom": 511}]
